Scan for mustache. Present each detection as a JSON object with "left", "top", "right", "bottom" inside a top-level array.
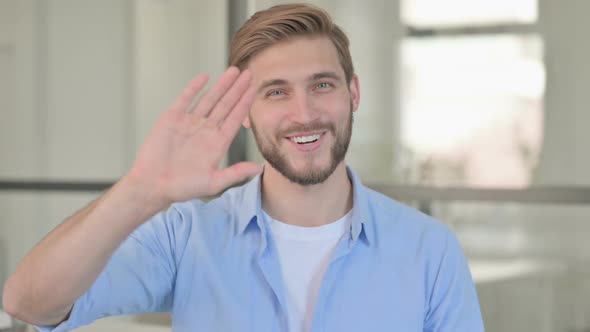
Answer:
[{"left": 277, "top": 120, "right": 336, "bottom": 138}]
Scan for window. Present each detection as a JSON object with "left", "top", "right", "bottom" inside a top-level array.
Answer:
[
  {"left": 399, "top": 0, "right": 543, "bottom": 188},
  {"left": 402, "top": 0, "right": 537, "bottom": 28}
]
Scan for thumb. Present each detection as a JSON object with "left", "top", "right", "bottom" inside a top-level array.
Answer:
[{"left": 209, "top": 162, "right": 262, "bottom": 193}]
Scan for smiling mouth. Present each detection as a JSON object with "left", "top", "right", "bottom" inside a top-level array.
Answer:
[{"left": 289, "top": 133, "right": 322, "bottom": 145}]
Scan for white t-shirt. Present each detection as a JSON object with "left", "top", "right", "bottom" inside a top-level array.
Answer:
[{"left": 264, "top": 210, "right": 353, "bottom": 332}]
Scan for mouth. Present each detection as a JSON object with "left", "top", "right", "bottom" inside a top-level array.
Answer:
[{"left": 284, "top": 131, "right": 327, "bottom": 152}]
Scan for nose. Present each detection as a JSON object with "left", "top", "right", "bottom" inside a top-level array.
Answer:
[{"left": 287, "top": 90, "right": 320, "bottom": 124}]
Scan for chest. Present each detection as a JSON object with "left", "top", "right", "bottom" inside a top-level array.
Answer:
[{"left": 170, "top": 233, "right": 425, "bottom": 332}]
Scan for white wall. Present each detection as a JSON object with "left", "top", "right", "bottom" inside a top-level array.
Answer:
[
  {"left": 0, "top": 0, "right": 47, "bottom": 303},
  {"left": 43, "top": 0, "right": 133, "bottom": 180},
  {"left": 0, "top": 0, "right": 40, "bottom": 179},
  {"left": 0, "top": 0, "right": 228, "bottom": 305},
  {"left": 527, "top": 1, "right": 590, "bottom": 329},
  {"left": 133, "top": 0, "right": 228, "bottom": 152},
  {"left": 535, "top": 0, "right": 590, "bottom": 186}
]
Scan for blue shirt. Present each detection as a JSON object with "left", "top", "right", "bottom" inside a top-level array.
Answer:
[{"left": 39, "top": 167, "right": 484, "bottom": 332}]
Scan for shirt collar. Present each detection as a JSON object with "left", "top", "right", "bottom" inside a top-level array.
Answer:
[
  {"left": 235, "top": 170, "right": 264, "bottom": 235},
  {"left": 235, "top": 166, "right": 374, "bottom": 245}
]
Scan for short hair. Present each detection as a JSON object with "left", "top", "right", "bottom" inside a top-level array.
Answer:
[{"left": 229, "top": 3, "right": 354, "bottom": 83}]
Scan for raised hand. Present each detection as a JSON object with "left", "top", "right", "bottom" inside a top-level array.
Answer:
[{"left": 127, "top": 67, "right": 261, "bottom": 205}]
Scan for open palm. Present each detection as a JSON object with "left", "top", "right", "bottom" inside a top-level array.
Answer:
[{"left": 128, "top": 67, "right": 261, "bottom": 204}]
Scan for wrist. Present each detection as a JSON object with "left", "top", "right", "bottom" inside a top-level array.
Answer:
[{"left": 119, "top": 172, "right": 172, "bottom": 216}]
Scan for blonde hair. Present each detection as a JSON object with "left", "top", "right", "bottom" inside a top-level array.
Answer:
[{"left": 229, "top": 3, "right": 354, "bottom": 83}]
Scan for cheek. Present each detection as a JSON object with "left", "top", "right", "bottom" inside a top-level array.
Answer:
[
  {"left": 253, "top": 104, "right": 289, "bottom": 127},
  {"left": 250, "top": 114, "right": 281, "bottom": 140},
  {"left": 314, "top": 90, "right": 350, "bottom": 110},
  {"left": 324, "top": 101, "right": 352, "bottom": 124}
]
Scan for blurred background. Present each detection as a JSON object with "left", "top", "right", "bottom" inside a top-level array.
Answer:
[{"left": 1, "top": 0, "right": 589, "bottom": 331}]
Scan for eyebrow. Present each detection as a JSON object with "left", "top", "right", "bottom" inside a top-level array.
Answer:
[
  {"left": 309, "top": 71, "right": 342, "bottom": 82},
  {"left": 257, "top": 79, "right": 288, "bottom": 94},
  {"left": 257, "top": 71, "right": 343, "bottom": 94}
]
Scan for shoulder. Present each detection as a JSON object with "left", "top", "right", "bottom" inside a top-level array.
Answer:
[
  {"left": 363, "top": 187, "right": 470, "bottom": 286},
  {"left": 362, "top": 186, "right": 459, "bottom": 259},
  {"left": 365, "top": 187, "right": 452, "bottom": 238}
]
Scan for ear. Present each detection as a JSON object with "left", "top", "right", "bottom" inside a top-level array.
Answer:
[
  {"left": 349, "top": 74, "right": 360, "bottom": 112},
  {"left": 242, "top": 116, "right": 252, "bottom": 128}
]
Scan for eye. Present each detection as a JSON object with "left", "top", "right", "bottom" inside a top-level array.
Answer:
[
  {"left": 315, "top": 82, "right": 333, "bottom": 90},
  {"left": 266, "top": 90, "right": 285, "bottom": 97}
]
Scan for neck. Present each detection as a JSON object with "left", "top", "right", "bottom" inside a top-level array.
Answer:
[{"left": 261, "top": 162, "right": 353, "bottom": 227}]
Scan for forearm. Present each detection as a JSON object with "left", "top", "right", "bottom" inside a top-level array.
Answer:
[
  {"left": 2, "top": 67, "right": 258, "bottom": 326},
  {"left": 2, "top": 175, "right": 170, "bottom": 326}
]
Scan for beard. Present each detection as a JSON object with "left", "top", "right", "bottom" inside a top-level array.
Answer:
[{"left": 250, "top": 105, "right": 353, "bottom": 186}]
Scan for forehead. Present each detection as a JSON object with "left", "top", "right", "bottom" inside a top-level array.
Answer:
[{"left": 247, "top": 36, "right": 344, "bottom": 82}]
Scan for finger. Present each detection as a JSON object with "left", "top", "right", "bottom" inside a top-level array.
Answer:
[
  {"left": 209, "top": 162, "right": 262, "bottom": 193},
  {"left": 170, "top": 74, "right": 209, "bottom": 115},
  {"left": 207, "top": 70, "right": 252, "bottom": 126},
  {"left": 190, "top": 67, "right": 241, "bottom": 117},
  {"left": 220, "top": 85, "right": 256, "bottom": 138}
]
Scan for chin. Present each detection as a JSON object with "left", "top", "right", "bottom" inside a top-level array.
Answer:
[
  {"left": 290, "top": 158, "right": 331, "bottom": 173},
  {"left": 283, "top": 161, "right": 337, "bottom": 186}
]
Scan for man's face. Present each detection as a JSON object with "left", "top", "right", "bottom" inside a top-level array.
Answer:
[{"left": 243, "top": 36, "right": 360, "bottom": 185}]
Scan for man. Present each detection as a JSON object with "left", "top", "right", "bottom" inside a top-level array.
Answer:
[{"left": 3, "top": 3, "right": 484, "bottom": 332}]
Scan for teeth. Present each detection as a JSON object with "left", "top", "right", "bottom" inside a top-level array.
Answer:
[{"left": 291, "top": 134, "right": 321, "bottom": 144}]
